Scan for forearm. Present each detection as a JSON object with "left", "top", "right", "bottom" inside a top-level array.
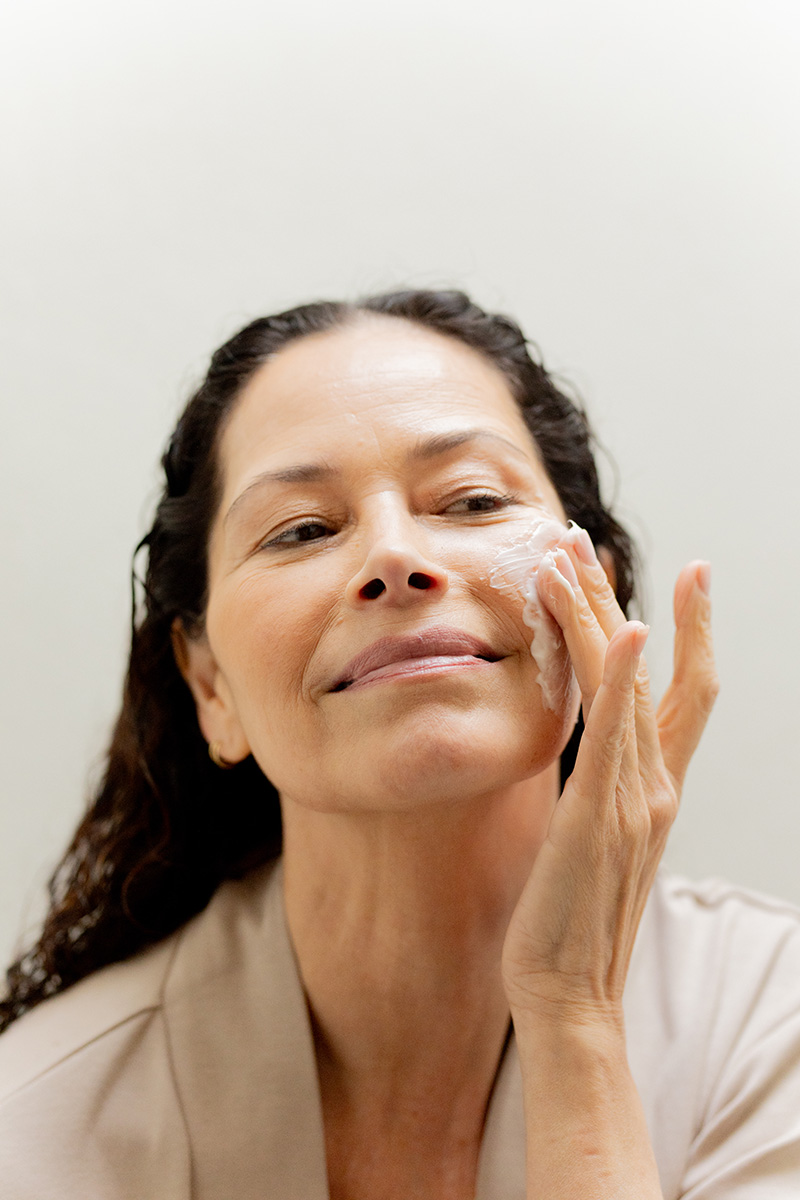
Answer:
[{"left": 513, "top": 1009, "right": 663, "bottom": 1200}]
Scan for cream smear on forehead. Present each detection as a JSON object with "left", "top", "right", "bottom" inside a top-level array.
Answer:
[{"left": 489, "top": 512, "right": 577, "bottom": 711}]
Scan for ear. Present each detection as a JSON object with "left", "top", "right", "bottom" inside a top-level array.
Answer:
[
  {"left": 171, "top": 619, "right": 251, "bottom": 764},
  {"left": 597, "top": 545, "right": 618, "bottom": 595}
]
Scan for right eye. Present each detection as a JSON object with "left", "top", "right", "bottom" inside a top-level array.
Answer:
[{"left": 262, "top": 520, "right": 335, "bottom": 548}]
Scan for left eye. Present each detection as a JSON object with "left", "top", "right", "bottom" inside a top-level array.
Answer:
[
  {"left": 263, "top": 520, "right": 335, "bottom": 547},
  {"left": 444, "top": 492, "right": 516, "bottom": 514}
]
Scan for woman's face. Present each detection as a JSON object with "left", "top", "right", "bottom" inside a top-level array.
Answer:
[{"left": 188, "top": 316, "right": 579, "bottom": 812}]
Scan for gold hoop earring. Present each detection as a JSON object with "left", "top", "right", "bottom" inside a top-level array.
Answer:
[{"left": 208, "top": 741, "right": 236, "bottom": 770}]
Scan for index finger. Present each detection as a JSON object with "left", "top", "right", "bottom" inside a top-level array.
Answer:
[{"left": 560, "top": 524, "right": 627, "bottom": 642}]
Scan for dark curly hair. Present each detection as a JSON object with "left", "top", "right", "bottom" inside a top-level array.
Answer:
[{"left": 0, "top": 288, "right": 639, "bottom": 1032}]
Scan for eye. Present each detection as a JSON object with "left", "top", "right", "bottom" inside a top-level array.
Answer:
[
  {"left": 262, "top": 520, "right": 336, "bottom": 548},
  {"left": 443, "top": 491, "right": 518, "bottom": 515}
]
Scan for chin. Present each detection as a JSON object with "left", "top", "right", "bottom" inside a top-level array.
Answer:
[{"left": 332, "top": 704, "right": 573, "bottom": 812}]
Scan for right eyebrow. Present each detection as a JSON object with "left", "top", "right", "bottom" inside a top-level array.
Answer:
[{"left": 224, "top": 462, "right": 338, "bottom": 528}]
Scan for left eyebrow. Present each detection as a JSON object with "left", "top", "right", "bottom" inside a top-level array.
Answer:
[{"left": 408, "top": 428, "right": 533, "bottom": 464}]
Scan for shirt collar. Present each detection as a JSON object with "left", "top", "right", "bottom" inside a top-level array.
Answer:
[{"left": 164, "top": 859, "right": 526, "bottom": 1199}]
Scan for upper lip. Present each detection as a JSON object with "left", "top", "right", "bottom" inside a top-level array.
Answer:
[{"left": 329, "top": 625, "right": 502, "bottom": 692}]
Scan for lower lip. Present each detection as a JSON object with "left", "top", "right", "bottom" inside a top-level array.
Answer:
[{"left": 342, "top": 655, "right": 494, "bottom": 692}]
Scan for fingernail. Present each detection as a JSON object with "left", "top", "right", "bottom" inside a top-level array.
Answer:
[
  {"left": 697, "top": 562, "right": 711, "bottom": 596},
  {"left": 569, "top": 523, "right": 599, "bottom": 567},
  {"left": 631, "top": 622, "right": 650, "bottom": 658},
  {"left": 554, "top": 548, "right": 580, "bottom": 588}
]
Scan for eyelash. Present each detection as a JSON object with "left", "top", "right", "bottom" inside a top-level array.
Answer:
[
  {"left": 260, "top": 491, "right": 519, "bottom": 550},
  {"left": 263, "top": 520, "right": 336, "bottom": 547},
  {"left": 443, "top": 490, "right": 518, "bottom": 514}
]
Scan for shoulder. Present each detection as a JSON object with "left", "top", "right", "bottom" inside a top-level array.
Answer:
[
  {"left": 649, "top": 869, "right": 800, "bottom": 929},
  {"left": 627, "top": 873, "right": 800, "bottom": 1197},
  {"left": 0, "top": 860, "right": 281, "bottom": 1100},
  {"left": 0, "top": 932, "right": 192, "bottom": 1200},
  {"left": 638, "top": 870, "right": 800, "bottom": 997},
  {"left": 0, "top": 933, "right": 179, "bottom": 1102},
  {"left": 630, "top": 870, "right": 800, "bottom": 1040},
  {"left": 0, "top": 862, "right": 284, "bottom": 1199}
]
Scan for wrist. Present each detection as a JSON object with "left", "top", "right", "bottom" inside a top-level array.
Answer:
[
  {"left": 507, "top": 973, "right": 626, "bottom": 1031},
  {"left": 510, "top": 996, "right": 627, "bottom": 1057},
  {"left": 511, "top": 1008, "right": 662, "bottom": 1198}
]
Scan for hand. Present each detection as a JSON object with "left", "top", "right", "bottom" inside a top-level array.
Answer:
[{"left": 501, "top": 528, "right": 718, "bottom": 1028}]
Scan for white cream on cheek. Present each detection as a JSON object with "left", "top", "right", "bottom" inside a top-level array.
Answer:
[{"left": 489, "top": 511, "right": 577, "bottom": 712}]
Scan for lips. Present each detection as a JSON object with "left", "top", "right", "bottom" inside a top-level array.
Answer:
[{"left": 329, "top": 625, "right": 502, "bottom": 692}]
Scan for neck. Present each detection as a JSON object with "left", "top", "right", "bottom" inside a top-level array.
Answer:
[{"left": 281, "top": 766, "right": 559, "bottom": 1137}]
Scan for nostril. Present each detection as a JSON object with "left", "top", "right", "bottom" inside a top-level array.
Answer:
[
  {"left": 408, "top": 572, "right": 435, "bottom": 590},
  {"left": 360, "top": 578, "right": 386, "bottom": 600}
]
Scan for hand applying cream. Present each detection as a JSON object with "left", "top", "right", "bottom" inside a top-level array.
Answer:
[{"left": 489, "top": 512, "right": 578, "bottom": 712}]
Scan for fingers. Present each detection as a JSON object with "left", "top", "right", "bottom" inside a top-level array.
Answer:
[
  {"left": 556, "top": 527, "right": 663, "bottom": 786},
  {"left": 538, "top": 528, "right": 717, "bottom": 792},
  {"left": 657, "top": 561, "right": 719, "bottom": 790},
  {"left": 568, "top": 622, "right": 648, "bottom": 808},
  {"left": 561, "top": 523, "right": 627, "bottom": 642},
  {"left": 537, "top": 524, "right": 650, "bottom": 720},
  {"left": 539, "top": 526, "right": 708, "bottom": 804},
  {"left": 536, "top": 549, "right": 610, "bottom": 709}
]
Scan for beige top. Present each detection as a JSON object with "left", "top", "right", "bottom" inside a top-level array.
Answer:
[{"left": 1, "top": 862, "right": 800, "bottom": 1199}]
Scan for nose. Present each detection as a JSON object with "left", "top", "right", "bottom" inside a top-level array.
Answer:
[{"left": 344, "top": 502, "right": 449, "bottom": 608}]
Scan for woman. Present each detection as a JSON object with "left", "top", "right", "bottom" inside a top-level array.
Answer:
[{"left": 1, "top": 289, "right": 799, "bottom": 1198}]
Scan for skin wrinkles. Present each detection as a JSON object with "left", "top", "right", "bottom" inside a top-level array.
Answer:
[
  {"left": 223, "top": 469, "right": 559, "bottom": 711},
  {"left": 223, "top": 429, "right": 538, "bottom": 535},
  {"left": 185, "top": 317, "right": 577, "bottom": 817},
  {"left": 223, "top": 445, "right": 552, "bottom": 569},
  {"left": 222, "top": 447, "right": 560, "bottom": 709}
]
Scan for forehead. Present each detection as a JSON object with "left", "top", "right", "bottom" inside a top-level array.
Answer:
[{"left": 217, "top": 315, "right": 542, "bottom": 495}]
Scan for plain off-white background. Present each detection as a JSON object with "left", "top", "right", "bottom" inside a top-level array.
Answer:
[{"left": 1, "top": 0, "right": 799, "bottom": 966}]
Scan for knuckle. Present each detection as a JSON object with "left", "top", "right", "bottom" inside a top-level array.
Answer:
[
  {"left": 696, "top": 669, "right": 720, "bottom": 715},
  {"left": 619, "top": 804, "right": 652, "bottom": 844},
  {"left": 577, "top": 598, "right": 600, "bottom": 635},
  {"left": 595, "top": 584, "right": 621, "bottom": 618},
  {"left": 586, "top": 725, "right": 626, "bottom": 773},
  {"left": 650, "top": 800, "right": 677, "bottom": 839},
  {"left": 634, "top": 672, "right": 655, "bottom": 712},
  {"left": 648, "top": 781, "right": 679, "bottom": 834}
]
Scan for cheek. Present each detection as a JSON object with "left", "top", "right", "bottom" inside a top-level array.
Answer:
[
  {"left": 503, "top": 651, "right": 581, "bottom": 778},
  {"left": 205, "top": 572, "right": 321, "bottom": 726},
  {"left": 487, "top": 515, "right": 577, "bottom": 714}
]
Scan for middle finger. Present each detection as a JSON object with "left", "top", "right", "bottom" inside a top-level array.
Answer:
[{"left": 537, "top": 549, "right": 609, "bottom": 710}]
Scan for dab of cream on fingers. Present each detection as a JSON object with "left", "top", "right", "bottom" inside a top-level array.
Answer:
[{"left": 489, "top": 513, "right": 578, "bottom": 712}]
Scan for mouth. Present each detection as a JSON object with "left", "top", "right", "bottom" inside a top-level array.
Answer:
[{"left": 329, "top": 626, "right": 503, "bottom": 693}]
